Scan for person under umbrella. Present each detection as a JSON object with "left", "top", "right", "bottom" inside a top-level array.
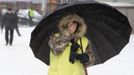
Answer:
[
  {"left": 48, "top": 14, "right": 95, "bottom": 75},
  {"left": 30, "top": 0, "right": 132, "bottom": 75}
]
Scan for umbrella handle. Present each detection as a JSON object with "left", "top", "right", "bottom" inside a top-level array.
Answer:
[
  {"left": 84, "top": 66, "right": 88, "bottom": 75},
  {"left": 80, "top": 38, "right": 88, "bottom": 75},
  {"left": 80, "top": 38, "right": 83, "bottom": 53}
]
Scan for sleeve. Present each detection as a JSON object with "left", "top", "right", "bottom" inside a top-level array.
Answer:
[
  {"left": 48, "top": 33, "right": 70, "bottom": 55},
  {"left": 1, "top": 14, "right": 6, "bottom": 29},
  {"left": 84, "top": 40, "right": 96, "bottom": 67}
]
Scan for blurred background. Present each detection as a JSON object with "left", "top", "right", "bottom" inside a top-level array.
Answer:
[{"left": 0, "top": 0, "right": 134, "bottom": 31}]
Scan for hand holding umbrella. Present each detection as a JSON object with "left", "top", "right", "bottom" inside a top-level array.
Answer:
[{"left": 69, "top": 39, "right": 80, "bottom": 64}]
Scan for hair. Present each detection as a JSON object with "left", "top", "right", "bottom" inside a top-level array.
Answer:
[{"left": 58, "top": 14, "right": 87, "bottom": 38}]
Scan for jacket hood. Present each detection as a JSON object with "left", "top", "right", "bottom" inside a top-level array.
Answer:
[{"left": 58, "top": 14, "right": 87, "bottom": 38}]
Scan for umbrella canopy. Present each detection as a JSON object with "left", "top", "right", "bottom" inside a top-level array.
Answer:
[{"left": 29, "top": 0, "right": 132, "bottom": 65}]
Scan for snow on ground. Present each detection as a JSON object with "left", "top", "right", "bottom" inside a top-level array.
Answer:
[
  {"left": 0, "top": 27, "right": 134, "bottom": 75},
  {"left": 0, "top": 27, "right": 48, "bottom": 75}
]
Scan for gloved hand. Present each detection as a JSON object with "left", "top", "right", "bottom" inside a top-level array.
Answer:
[
  {"left": 75, "top": 53, "right": 89, "bottom": 64},
  {"left": 70, "top": 39, "right": 80, "bottom": 52},
  {"left": 69, "top": 39, "right": 80, "bottom": 64},
  {"left": 69, "top": 52, "right": 77, "bottom": 64}
]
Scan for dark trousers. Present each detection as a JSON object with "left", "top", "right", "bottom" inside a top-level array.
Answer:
[
  {"left": 5, "top": 29, "right": 14, "bottom": 45},
  {"left": 29, "top": 16, "right": 33, "bottom": 26},
  {"left": 15, "top": 26, "right": 21, "bottom": 36}
]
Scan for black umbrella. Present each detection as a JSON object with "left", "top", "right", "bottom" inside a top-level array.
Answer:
[{"left": 29, "top": 0, "right": 132, "bottom": 65}]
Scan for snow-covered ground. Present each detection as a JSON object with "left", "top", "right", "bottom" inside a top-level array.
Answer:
[{"left": 0, "top": 27, "right": 134, "bottom": 75}]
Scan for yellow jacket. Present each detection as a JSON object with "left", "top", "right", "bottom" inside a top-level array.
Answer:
[
  {"left": 28, "top": 9, "right": 34, "bottom": 17},
  {"left": 48, "top": 36, "right": 88, "bottom": 75}
]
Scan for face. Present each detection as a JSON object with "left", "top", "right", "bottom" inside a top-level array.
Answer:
[{"left": 67, "top": 21, "right": 78, "bottom": 34}]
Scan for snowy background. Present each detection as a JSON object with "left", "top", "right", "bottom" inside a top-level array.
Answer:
[{"left": 0, "top": 26, "right": 134, "bottom": 75}]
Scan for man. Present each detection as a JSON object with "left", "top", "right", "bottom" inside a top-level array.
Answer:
[
  {"left": 1, "top": 8, "right": 16, "bottom": 46},
  {"left": 14, "top": 9, "right": 21, "bottom": 36},
  {"left": 28, "top": 7, "right": 34, "bottom": 26}
]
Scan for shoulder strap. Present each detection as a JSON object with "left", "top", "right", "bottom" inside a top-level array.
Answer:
[
  {"left": 80, "top": 38, "right": 88, "bottom": 75},
  {"left": 80, "top": 38, "right": 83, "bottom": 53}
]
